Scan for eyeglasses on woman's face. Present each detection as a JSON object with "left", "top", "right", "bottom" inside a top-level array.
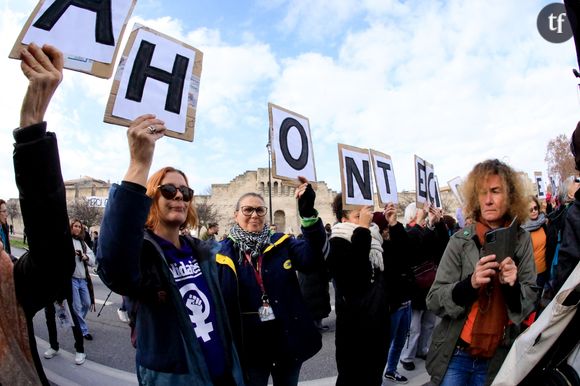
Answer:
[
  {"left": 157, "top": 184, "right": 194, "bottom": 202},
  {"left": 529, "top": 205, "right": 538, "bottom": 213},
  {"left": 239, "top": 206, "right": 268, "bottom": 217}
]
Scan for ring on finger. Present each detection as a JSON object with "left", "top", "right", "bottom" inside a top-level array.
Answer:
[{"left": 147, "top": 125, "right": 157, "bottom": 134}]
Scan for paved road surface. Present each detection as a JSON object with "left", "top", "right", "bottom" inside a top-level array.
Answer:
[{"left": 15, "top": 247, "right": 430, "bottom": 385}]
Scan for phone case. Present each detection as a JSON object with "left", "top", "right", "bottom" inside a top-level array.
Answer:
[{"left": 482, "top": 217, "right": 518, "bottom": 263}]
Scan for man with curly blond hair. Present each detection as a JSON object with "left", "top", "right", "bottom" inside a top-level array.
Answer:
[{"left": 425, "top": 159, "right": 536, "bottom": 386}]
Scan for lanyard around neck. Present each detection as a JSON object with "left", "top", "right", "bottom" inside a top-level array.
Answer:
[{"left": 244, "top": 252, "right": 266, "bottom": 295}]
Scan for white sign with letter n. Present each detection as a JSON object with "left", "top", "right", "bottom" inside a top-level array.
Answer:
[{"left": 338, "top": 144, "right": 374, "bottom": 209}]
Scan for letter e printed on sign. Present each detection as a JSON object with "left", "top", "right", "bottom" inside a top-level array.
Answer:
[{"left": 414, "top": 155, "right": 428, "bottom": 208}]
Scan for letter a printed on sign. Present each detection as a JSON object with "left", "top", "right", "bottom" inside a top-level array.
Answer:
[
  {"left": 104, "top": 24, "right": 203, "bottom": 142},
  {"left": 370, "top": 149, "right": 398, "bottom": 206},
  {"left": 338, "top": 144, "right": 374, "bottom": 209},
  {"left": 268, "top": 103, "right": 316, "bottom": 182},
  {"left": 10, "top": 0, "right": 136, "bottom": 78}
]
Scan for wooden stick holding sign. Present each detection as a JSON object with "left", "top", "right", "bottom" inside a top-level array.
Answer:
[
  {"left": 9, "top": 0, "right": 136, "bottom": 79},
  {"left": 338, "top": 144, "right": 374, "bottom": 209},
  {"left": 369, "top": 149, "right": 398, "bottom": 206},
  {"left": 534, "top": 171, "right": 546, "bottom": 199},
  {"left": 104, "top": 24, "right": 203, "bottom": 142},
  {"left": 268, "top": 103, "right": 316, "bottom": 183},
  {"left": 425, "top": 161, "right": 442, "bottom": 209}
]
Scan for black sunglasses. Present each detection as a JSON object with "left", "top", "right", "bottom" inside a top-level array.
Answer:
[{"left": 157, "top": 184, "right": 194, "bottom": 202}]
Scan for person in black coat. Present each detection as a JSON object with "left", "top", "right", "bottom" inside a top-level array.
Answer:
[
  {"left": 400, "top": 202, "right": 449, "bottom": 370},
  {"left": 0, "top": 43, "right": 77, "bottom": 385},
  {"left": 327, "top": 193, "right": 391, "bottom": 386}
]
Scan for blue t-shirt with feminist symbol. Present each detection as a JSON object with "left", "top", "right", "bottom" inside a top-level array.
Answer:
[{"left": 151, "top": 233, "right": 226, "bottom": 381}]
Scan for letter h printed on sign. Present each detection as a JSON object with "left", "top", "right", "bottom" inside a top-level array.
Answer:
[{"left": 104, "top": 24, "right": 203, "bottom": 142}]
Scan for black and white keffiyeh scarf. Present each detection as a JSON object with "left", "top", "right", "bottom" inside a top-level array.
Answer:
[{"left": 229, "top": 223, "right": 271, "bottom": 262}]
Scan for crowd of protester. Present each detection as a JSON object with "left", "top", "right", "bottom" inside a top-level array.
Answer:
[{"left": 1, "top": 43, "right": 579, "bottom": 386}]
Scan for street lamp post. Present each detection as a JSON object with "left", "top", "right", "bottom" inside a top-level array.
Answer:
[{"left": 266, "top": 142, "right": 273, "bottom": 225}]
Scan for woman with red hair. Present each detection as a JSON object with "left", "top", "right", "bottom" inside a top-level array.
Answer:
[{"left": 97, "top": 114, "right": 243, "bottom": 385}]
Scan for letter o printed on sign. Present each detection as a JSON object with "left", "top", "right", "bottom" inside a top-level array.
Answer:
[{"left": 279, "top": 117, "right": 309, "bottom": 171}]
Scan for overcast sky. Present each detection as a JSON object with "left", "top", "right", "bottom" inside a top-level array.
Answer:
[{"left": 0, "top": 0, "right": 578, "bottom": 200}]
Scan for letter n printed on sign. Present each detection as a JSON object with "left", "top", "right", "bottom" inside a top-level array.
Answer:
[
  {"left": 338, "top": 144, "right": 374, "bottom": 209},
  {"left": 9, "top": 0, "right": 136, "bottom": 78},
  {"left": 104, "top": 24, "right": 203, "bottom": 142},
  {"left": 269, "top": 103, "right": 316, "bottom": 183},
  {"left": 370, "top": 149, "right": 398, "bottom": 206}
]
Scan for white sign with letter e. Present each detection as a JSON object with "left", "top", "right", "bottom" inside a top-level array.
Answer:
[
  {"left": 370, "top": 149, "right": 398, "bottom": 206},
  {"left": 534, "top": 171, "right": 546, "bottom": 198},
  {"left": 269, "top": 103, "right": 316, "bottom": 182},
  {"left": 338, "top": 144, "right": 374, "bottom": 209},
  {"left": 104, "top": 24, "right": 203, "bottom": 142},
  {"left": 414, "top": 155, "right": 428, "bottom": 208},
  {"left": 10, "top": 0, "right": 136, "bottom": 78}
]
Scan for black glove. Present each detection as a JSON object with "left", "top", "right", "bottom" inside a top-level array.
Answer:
[{"left": 298, "top": 183, "right": 316, "bottom": 218}]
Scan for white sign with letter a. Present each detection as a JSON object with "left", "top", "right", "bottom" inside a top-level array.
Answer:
[
  {"left": 269, "top": 103, "right": 316, "bottom": 182},
  {"left": 10, "top": 0, "right": 136, "bottom": 78}
]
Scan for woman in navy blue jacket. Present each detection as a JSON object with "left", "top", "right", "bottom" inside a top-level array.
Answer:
[
  {"left": 97, "top": 114, "right": 243, "bottom": 386},
  {"left": 216, "top": 183, "right": 328, "bottom": 386}
]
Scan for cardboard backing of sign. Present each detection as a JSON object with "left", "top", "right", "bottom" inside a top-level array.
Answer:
[
  {"left": 103, "top": 25, "right": 203, "bottom": 142},
  {"left": 268, "top": 103, "right": 317, "bottom": 185},
  {"left": 338, "top": 143, "right": 374, "bottom": 210},
  {"left": 9, "top": 0, "right": 136, "bottom": 79}
]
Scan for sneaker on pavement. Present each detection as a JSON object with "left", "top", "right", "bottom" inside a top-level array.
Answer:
[
  {"left": 43, "top": 348, "right": 59, "bottom": 359},
  {"left": 75, "top": 352, "right": 86, "bottom": 365},
  {"left": 83, "top": 333, "right": 93, "bottom": 340},
  {"left": 384, "top": 371, "right": 409, "bottom": 384},
  {"left": 400, "top": 360, "right": 415, "bottom": 371},
  {"left": 117, "top": 308, "right": 130, "bottom": 323}
]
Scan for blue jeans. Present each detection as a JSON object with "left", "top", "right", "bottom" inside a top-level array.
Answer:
[
  {"left": 71, "top": 277, "right": 91, "bottom": 335},
  {"left": 385, "top": 301, "right": 411, "bottom": 373},
  {"left": 440, "top": 349, "right": 489, "bottom": 386},
  {"left": 245, "top": 360, "right": 302, "bottom": 386}
]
